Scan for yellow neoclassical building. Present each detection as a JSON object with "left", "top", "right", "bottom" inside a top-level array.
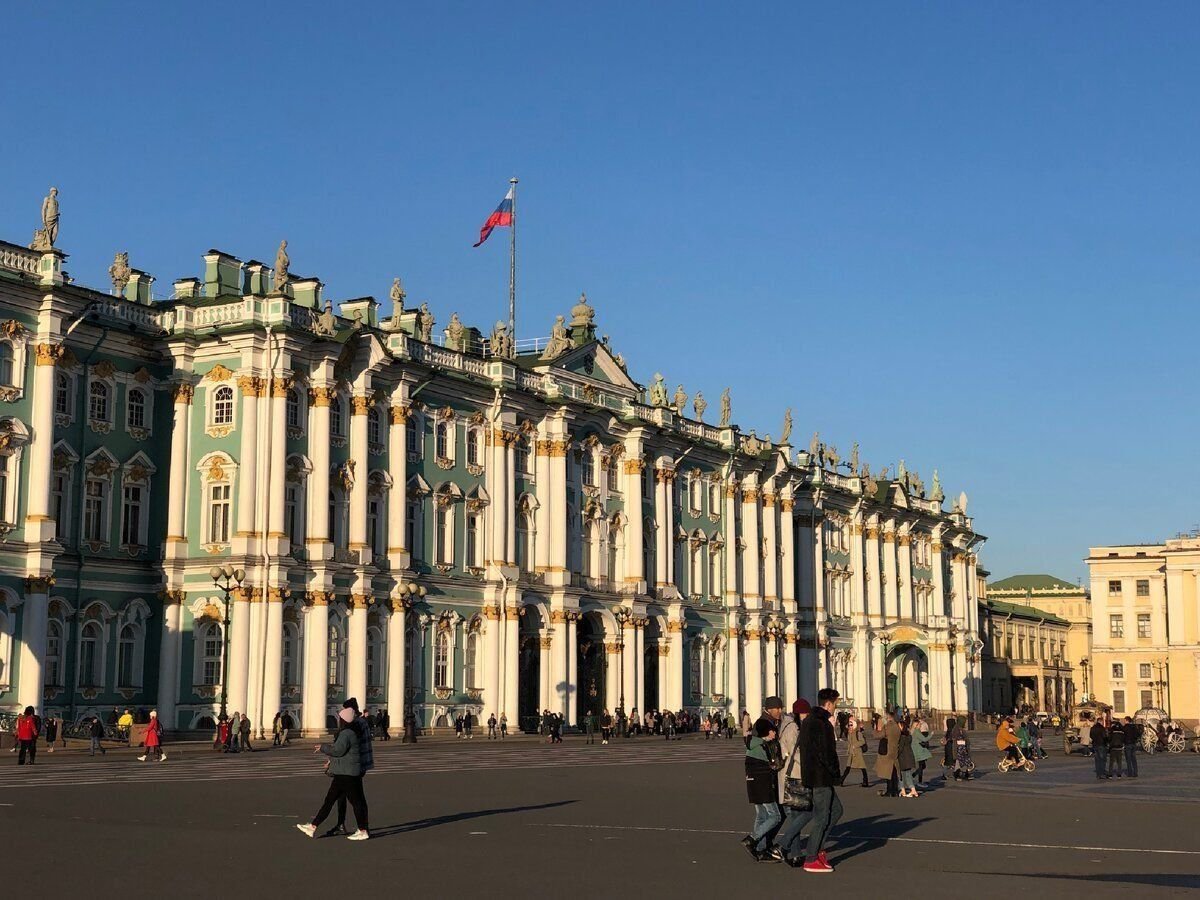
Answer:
[{"left": 1087, "top": 538, "right": 1200, "bottom": 726}]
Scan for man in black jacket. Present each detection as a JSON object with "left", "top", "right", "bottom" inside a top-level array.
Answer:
[
  {"left": 798, "top": 688, "right": 843, "bottom": 873},
  {"left": 1122, "top": 717, "right": 1140, "bottom": 777}
]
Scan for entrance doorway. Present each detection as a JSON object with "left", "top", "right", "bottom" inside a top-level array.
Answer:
[{"left": 576, "top": 613, "right": 606, "bottom": 723}]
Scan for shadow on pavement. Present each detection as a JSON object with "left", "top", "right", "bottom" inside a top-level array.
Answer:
[
  {"left": 369, "top": 800, "right": 577, "bottom": 839},
  {"left": 951, "top": 871, "right": 1200, "bottom": 890},
  {"left": 826, "top": 814, "right": 934, "bottom": 865}
]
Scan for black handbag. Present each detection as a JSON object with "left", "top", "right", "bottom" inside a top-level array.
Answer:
[
  {"left": 878, "top": 737, "right": 889, "bottom": 756},
  {"left": 780, "top": 739, "right": 813, "bottom": 810}
]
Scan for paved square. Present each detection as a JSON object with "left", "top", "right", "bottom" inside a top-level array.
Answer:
[{"left": 1, "top": 735, "right": 1197, "bottom": 898}]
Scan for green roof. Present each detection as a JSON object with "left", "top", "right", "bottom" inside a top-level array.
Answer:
[
  {"left": 984, "top": 598, "right": 1070, "bottom": 626},
  {"left": 988, "top": 573, "right": 1081, "bottom": 593}
]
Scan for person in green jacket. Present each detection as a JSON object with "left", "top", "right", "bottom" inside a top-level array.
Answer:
[
  {"left": 296, "top": 708, "right": 370, "bottom": 841},
  {"left": 911, "top": 715, "right": 933, "bottom": 787}
]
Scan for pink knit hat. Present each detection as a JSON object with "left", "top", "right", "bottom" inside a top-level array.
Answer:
[{"left": 338, "top": 708, "right": 356, "bottom": 724}]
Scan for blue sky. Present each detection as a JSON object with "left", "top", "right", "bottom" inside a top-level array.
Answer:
[{"left": 5, "top": 3, "right": 1200, "bottom": 583}]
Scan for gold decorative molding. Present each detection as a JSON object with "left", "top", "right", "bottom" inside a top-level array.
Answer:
[
  {"left": 743, "top": 488, "right": 759, "bottom": 503},
  {"left": 23, "top": 575, "right": 55, "bottom": 594},
  {"left": 745, "top": 628, "right": 761, "bottom": 640},
  {"left": 349, "top": 592, "right": 371, "bottom": 609},
  {"left": 666, "top": 620, "right": 684, "bottom": 633},
  {"left": 311, "top": 386, "right": 336, "bottom": 407},
  {"left": 202, "top": 363, "right": 234, "bottom": 382},
  {"left": 352, "top": 396, "right": 372, "bottom": 416},
  {"left": 173, "top": 383, "right": 194, "bottom": 404},
  {"left": 865, "top": 526, "right": 880, "bottom": 539},
  {"left": 780, "top": 498, "right": 794, "bottom": 512},
  {"left": 882, "top": 532, "right": 895, "bottom": 543},
  {"left": 306, "top": 590, "right": 332, "bottom": 607},
  {"left": 271, "top": 376, "right": 291, "bottom": 398},
  {"left": 656, "top": 645, "right": 671, "bottom": 656},
  {"left": 623, "top": 459, "right": 645, "bottom": 474},
  {"left": 931, "top": 542, "right": 944, "bottom": 552},
  {"left": 389, "top": 405, "right": 409, "bottom": 425},
  {"left": 483, "top": 604, "right": 501, "bottom": 620},
  {"left": 539, "top": 636, "right": 553, "bottom": 649},
  {"left": 237, "top": 375, "right": 264, "bottom": 397},
  {"left": 762, "top": 492, "right": 776, "bottom": 507},
  {"left": 898, "top": 534, "right": 913, "bottom": 546},
  {"left": 35, "top": 343, "right": 62, "bottom": 366},
  {"left": 267, "top": 587, "right": 289, "bottom": 604}
]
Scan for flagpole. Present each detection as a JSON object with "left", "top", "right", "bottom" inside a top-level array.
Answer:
[{"left": 508, "top": 176, "right": 518, "bottom": 350}]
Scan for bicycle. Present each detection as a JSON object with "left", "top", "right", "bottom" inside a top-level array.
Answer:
[{"left": 998, "top": 745, "right": 1036, "bottom": 773}]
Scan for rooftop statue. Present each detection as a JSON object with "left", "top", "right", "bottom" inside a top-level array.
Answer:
[
  {"left": 849, "top": 442, "right": 860, "bottom": 473},
  {"left": 931, "top": 469, "right": 944, "bottom": 503},
  {"left": 570, "top": 291, "right": 595, "bottom": 327},
  {"left": 897, "top": 458, "right": 907, "bottom": 482},
  {"left": 275, "top": 240, "right": 290, "bottom": 288},
  {"left": 108, "top": 251, "right": 131, "bottom": 295},
  {"left": 615, "top": 352, "right": 627, "bottom": 371},
  {"left": 719, "top": 388, "right": 731, "bottom": 427},
  {"left": 693, "top": 391, "right": 707, "bottom": 422},
  {"left": 490, "top": 320, "right": 514, "bottom": 359},
  {"left": 447, "top": 312, "right": 466, "bottom": 351},
  {"left": 316, "top": 302, "right": 337, "bottom": 337},
  {"left": 809, "top": 431, "right": 820, "bottom": 458},
  {"left": 30, "top": 187, "right": 59, "bottom": 251},
  {"left": 649, "top": 373, "right": 668, "bottom": 408},
  {"left": 826, "top": 444, "right": 840, "bottom": 469},
  {"left": 540, "top": 315, "right": 571, "bottom": 360},
  {"left": 781, "top": 408, "right": 793, "bottom": 444},
  {"left": 417, "top": 303, "right": 434, "bottom": 342},
  {"left": 956, "top": 491, "right": 969, "bottom": 515},
  {"left": 390, "top": 277, "right": 406, "bottom": 312},
  {"left": 673, "top": 384, "right": 688, "bottom": 412}
]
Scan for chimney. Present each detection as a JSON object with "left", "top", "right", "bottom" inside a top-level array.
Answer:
[
  {"left": 124, "top": 269, "right": 155, "bottom": 305},
  {"left": 202, "top": 250, "right": 244, "bottom": 298}
]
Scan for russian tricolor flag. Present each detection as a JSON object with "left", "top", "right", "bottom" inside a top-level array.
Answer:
[{"left": 472, "top": 186, "right": 514, "bottom": 247}]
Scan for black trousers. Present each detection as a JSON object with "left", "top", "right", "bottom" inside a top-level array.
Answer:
[
  {"left": 17, "top": 740, "right": 36, "bottom": 765},
  {"left": 314, "top": 775, "right": 369, "bottom": 831}
]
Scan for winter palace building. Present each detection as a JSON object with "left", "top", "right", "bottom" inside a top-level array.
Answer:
[{"left": 0, "top": 199, "right": 988, "bottom": 735}]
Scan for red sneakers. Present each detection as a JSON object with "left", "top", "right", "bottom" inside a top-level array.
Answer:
[
  {"left": 818, "top": 851, "right": 834, "bottom": 869},
  {"left": 802, "top": 856, "right": 834, "bottom": 874}
]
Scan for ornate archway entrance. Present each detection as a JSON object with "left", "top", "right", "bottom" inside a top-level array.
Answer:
[
  {"left": 576, "top": 612, "right": 606, "bottom": 723},
  {"left": 883, "top": 643, "right": 929, "bottom": 713}
]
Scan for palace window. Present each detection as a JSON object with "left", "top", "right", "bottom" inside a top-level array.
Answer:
[
  {"left": 515, "top": 436, "right": 531, "bottom": 475},
  {"left": 282, "top": 623, "right": 299, "bottom": 685},
  {"left": 1140, "top": 689, "right": 1153, "bottom": 709},
  {"left": 199, "top": 622, "right": 223, "bottom": 685},
  {"left": 367, "top": 496, "right": 383, "bottom": 558},
  {"left": 516, "top": 505, "right": 534, "bottom": 573},
  {"left": 55, "top": 373, "right": 72, "bottom": 417},
  {"left": 212, "top": 385, "right": 234, "bottom": 426},
  {"left": 286, "top": 388, "right": 303, "bottom": 430},
  {"left": 465, "top": 631, "right": 479, "bottom": 689},
  {"left": 606, "top": 458, "right": 618, "bottom": 493},
  {"left": 1137, "top": 613, "right": 1151, "bottom": 638},
  {"left": 0, "top": 455, "right": 11, "bottom": 526},
  {"left": 285, "top": 483, "right": 303, "bottom": 545},
  {"left": 1109, "top": 614, "right": 1124, "bottom": 639},
  {"left": 1136, "top": 579, "right": 1149, "bottom": 597},
  {"left": 689, "top": 641, "right": 702, "bottom": 698},
  {"left": 407, "top": 413, "right": 422, "bottom": 457},
  {"left": 465, "top": 512, "right": 480, "bottom": 568},
  {"left": 89, "top": 381, "right": 110, "bottom": 423},
  {"left": 368, "top": 407, "right": 382, "bottom": 447},
  {"left": 120, "top": 483, "right": 144, "bottom": 547},
  {"left": 689, "top": 473, "right": 702, "bottom": 512},
  {"left": 1112, "top": 690, "right": 1125, "bottom": 713},
  {"left": 207, "top": 482, "right": 231, "bottom": 544},
  {"left": 1107, "top": 580, "right": 1122, "bottom": 595},
  {"left": 1111, "top": 663, "right": 1124, "bottom": 679},
  {"left": 79, "top": 621, "right": 102, "bottom": 688},
  {"left": 709, "top": 481, "right": 721, "bottom": 516},
  {"left": 435, "top": 421, "right": 451, "bottom": 461},
  {"left": 126, "top": 388, "right": 146, "bottom": 431},
  {"left": 435, "top": 631, "right": 450, "bottom": 688},
  {"left": 328, "top": 619, "right": 347, "bottom": 687},
  {"left": 45, "top": 620, "right": 63, "bottom": 687},
  {"left": 1139, "top": 662, "right": 1152, "bottom": 679},
  {"left": 405, "top": 627, "right": 419, "bottom": 691},
  {"left": 0, "top": 343, "right": 13, "bottom": 385},
  {"left": 405, "top": 497, "right": 422, "bottom": 561},
  {"left": 329, "top": 488, "right": 349, "bottom": 549},
  {"left": 366, "top": 626, "right": 383, "bottom": 688},
  {"left": 83, "top": 478, "right": 108, "bottom": 543},
  {"left": 581, "top": 448, "right": 595, "bottom": 487},
  {"left": 709, "top": 544, "right": 721, "bottom": 596},
  {"left": 435, "top": 499, "right": 453, "bottom": 565},
  {"left": 466, "top": 428, "right": 481, "bottom": 467},
  {"left": 117, "top": 623, "right": 140, "bottom": 688},
  {"left": 331, "top": 395, "right": 346, "bottom": 439}
]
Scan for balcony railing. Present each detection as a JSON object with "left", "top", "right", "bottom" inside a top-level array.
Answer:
[{"left": 569, "top": 572, "right": 616, "bottom": 593}]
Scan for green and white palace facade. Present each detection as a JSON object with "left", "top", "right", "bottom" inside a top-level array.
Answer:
[{"left": 0, "top": 224, "right": 986, "bottom": 735}]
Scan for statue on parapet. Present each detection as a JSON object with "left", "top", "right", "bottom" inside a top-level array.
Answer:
[
  {"left": 108, "top": 252, "right": 131, "bottom": 295},
  {"left": 809, "top": 431, "right": 820, "bottom": 458},
  {"left": 417, "top": 303, "right": 435, "bottom": 342},
  {"left": 390, "top": 277, "right": 406, "bottom": 312},
  {"left": 275, "top": 240, "right": 290, "bottom": 288},
  {"left": 447, "top": 312, "right": 466, "bottom": 351},
  {"left": 540, "top": 315, "right": 571, "bottom": 360},
  {"left": 490, "top": 320, "right": 514, "bottom": 359},
  {"left": 693, "top": 391, "right": 707, "bottom": 422},
  {"left": 648, "top": 373, "right": 668, "bottom": 407},
  {"left": 931, "top": 469, "right": 944, "bottom": 503},
  {"left": 30, "top": 187, "right": 59, "bottom": 251},
  {"left": 781, "top": 408, "right": 793, "bottom": 444},
  {"left": 673, "top": 384, "right": 688, "bottom": 413},
  {"left": 719, "top": 388, "right": 731, "bottom": 427},
  {"left": 849, "top": 442, "right": 860, "bottom": 473}
]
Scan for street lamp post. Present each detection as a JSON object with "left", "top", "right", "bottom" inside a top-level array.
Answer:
[
  {"left": 948, "top": 623, "right": 958, "bottom": 714},
  {"left": 209, "top": 565, "right": 246, "bottom": 723},
  {"left": 1051, "top": 654, "right": 1062, "bottom": 715},
  {"left": 879, "top": 632, "right": 892, "bottom": 712},
  {"left": 1079, "top": 657, "right": 1089, "bottom": 701},
  {"left": 613, "top": 606, "right": 631, "bottom": 729}
]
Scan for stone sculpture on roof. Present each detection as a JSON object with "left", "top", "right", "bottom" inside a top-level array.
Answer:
[
  {"left": 649, "top": 373, "right": 668, "bottom": 408},
  {"left": 540, "top": 315, "right": 571, "bottom": 360},
  {"left": 719, "top": 388, "right": 731, "bottom": 427},
  {"left": 931, "top": 469, "right": 944, "bottom": 503},
  {"left": 274, "top": 240, "right": 290, "bottom": 288},
  {"left": 31, "top": 187, "right": 59, "bottom": 251},
  {"left": 417, "top": 303, "right": 434, "bottom": 342},
  {"left": 809, "top": 431, "right": 820, "bottom": 458},
  {"left": 447, "top": 312, "right": 466, "bottom": 351},
  {"left": 490, "top": 320, "right": 514, "bottom": 359},
  {"left": 849, "top": 442, "right": 860, "bottom": 473},
  {"left": 108, "top": 252, "right": 131, "bottom": 295},
  {"left": 673, "top": 384, "right": 688, "bottom": 413},
  {"left": 693, "top": 391, "right": 707, "bottom": 422},
  {"left": 781, "top": 408, "right": 793, "bottom": 444},
  {"left": 390, "top": 277, "right": 406, "bottom": 312}
]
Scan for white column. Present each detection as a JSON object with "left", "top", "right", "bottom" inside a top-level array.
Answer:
[
  {"left": 156, "top": 592, "right": 184, "bottom": 728},
  {"left": 622, "top": 621, "right": 636, "bottom": 713},
  {"left": 505, "top": 439, "right": 517, "bottom": 565},
  {"left": 504, "top": 602, "right": 520, "bottom": 725},
  {"left": 267, "top": 379, "right": 288, "bottom": 541},
  {"left": 624, "top": 457, "right": 645, "bottom": 589},
  {"left": 850, "top": 518, "right": 866, "bottom": 621},
  {"left": 762, "top": 493, "right": 778, "bottom": 604},
  {"left": 261, "top": 591, "right": 284, "bottom": 732},
  {"left": 654, "top": 467, "right": 670, "bottom": 589},
  {"left": 866, "top": 525, "right": 882, "bottom": 620},
  {"left": 566, "top": 614, "right": 578, "bottom": 726},
  {"left": 490, "top": 427, "right": 509, "bottom": 566},
  {"left": 657, "top": 644, "right": 669, "bottom": 710},
  {"left": 605, "top": 642, "right": 620, "bottom": 714},
  {"left": 742, "top": 489, "right": 761, "bottom": 602},
  {"left": 235, "top": 377, "right": 260, "bottom": 540},
  {"left": 227, "top": 589, "right": 251, "bottom": 716},
  {"left": 347, "top": 596, "right": 368, "bottom": 706},
  {"left": 780, "top": 497, "right": 796, "bottom": 610},
  {"left": 930, "top": 537, "right": 946, "bottom": 619},
  {"left": 726, "top": 624, "right": 742, "bottom": 715},
  {"left": 165, "top": 385, "right": 193, "bottom": 543},
  {"left": 634, "top": 621, "right": 646, "bottom": 714},
  {"left": 899, "top": 534, "right": 915, "bottom": 621},
  {"left": 724, "top": 483, "right": 739, "bottom": 603},
  {"left": 25, "top": 345, "right": 58, "bottom": 540},
  {"left": 665, "top": 470, "right": 677, "bottom": 588},
  {"left": 783, "top": 628, "right": 798, "bottom": 702},
  {"left": 302, "top": 594, "right": 330, "bottom": 734},
  {"left": 387, "top": 405, "right": 409, "bottom": 567},
  {"left": 744, "top": 618, "right": 763, "bottom": 714},
  {"left": 484, "top": 603, "right": 500, "bottom": 720},
  {"left": 246, "top": 595, "right": 264, "bottom": 730},
  {"left": 883, "top": 527, "right": 899, "bottom": 621},
  {"left": 549, "top": 440, "right": 567, "bottom": 573},
  {"left": 308, "top": 387, "right": 333, "bottom": 551},
  {"left": 539, "top": 635, "right": 552, "bottom": 713},
  {"left": 349, "top": 396, "right": 370, "bottom": 555},
  {"left": 764, "top": 634, "right": 778, "bottom": 698},
  {"left": 386, "top": 599, "right": 407, "bottom": 732},
  {"left": 552, "top": 610, "right": 568, "bottom": 717},
  {"left": 17, "top": 581, "right": 50, "bottom": 712},
  {"left": 534, "top": 432, "right": 551, "bottom": 572}
]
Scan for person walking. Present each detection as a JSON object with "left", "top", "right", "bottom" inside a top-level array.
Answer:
[
  {"left": 321, "top": 698, "right": 375, "bottom": 838},
  {"left": 945, "top": 717, "right": 973, "bottom": 782},
  {"left": 487, "top": 713, "right": 497, "bottom": 739},
  {"left": 272, "top": 712, "right": 283, "bottom": 747},
  {"left": 874, "top": 711, "right": 901, "bottom": 796},
  {"left": 773, "top": 699, "right": 812, "bottom": 865},
  {"left": 740, "top": 709, "right": 753, "bottom": 746},
  {"left": 16, "top": 707, "right": 39, "bottom": 766},
  {"left": 378, "top": 709, "right": 390, "bottom": 742},
  {"left": 227, "top": 712, "right": 241, "bottom": 753},
  {"left": 89, "top": 716, "right": 107, "bottom": 756},
  {"left": 280, "top": 711, "right": 293, "bottom": 746},
  {"left": 238, "top": 713, "right": 253, "bottom": 752},
  {"left": 138, "top": 710, "right": 166, "bottom": 762},
  {"left": 1122, "top": 717, "right": 1140, "bottom": 777},
  {"left": 464, "top": 712, "right": 474, "bottom": 739},
  {"left": 455, "top": 714, "right": 464, "bottom": 739},
  {"left": 296, "top": 708, "right": 369, "bottom": 841},
  {"left": 742, "top": 717, "right": 783, "bottom": 862},
  {"left": 911, "top": 715, "right": 932, "bottom": 786},
  {"left": 499, "top": 712, "right": 507, "bottom": 738},
  {"left": 1106, "top": 720, "right": 1125, "bottom": 779},
  {"left": 841, "top": 717, "right": 870, "bottom": 787},
  {"left": 403, "top": 708, "right": 418, "bottom": 744},
  {"left": 1090, "top": 718, "right": 1109, "bottom": 779},
  {"left": 44, "top": 715, "right": 58, "bottom": 753},
  {"left": 600, "top": 709, "right": 613, "bottom": 745},
  {"left": 897, "top": 719, "right": 919, "bottom": 798},
  {"left": 798, "top": 688, "right": 843, "bottom": 873}
]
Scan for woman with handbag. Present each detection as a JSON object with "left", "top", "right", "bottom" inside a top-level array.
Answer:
[
  {"left": 773, "top": 699, "right": 814, "bottom": 866},
  {"left": 874, "top": 712, "right": 901, "bottom": 796},
  {"left": 841, "top": 717, "right": 870, "bottom": 787},
  {"left": 912, "top": 716, "right": 932, "bottom": 787},
  {"left": 742, "top": 719, "right": 783, "bottom": 862}
]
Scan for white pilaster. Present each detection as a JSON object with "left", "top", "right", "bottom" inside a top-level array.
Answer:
[
  {"left": 235, "top": 376, "right": 260, "bottom": 542},
  {"left": 347, "top": 596, "right": 368, "bottom": 707},
  {"left": 261, "top": 591, "right": 284, "bottom": 731},
  {"left": 156, "top": 592, "right": 184, "bottom": 728},
  {"left": 387, "top": 405, "right": 409, "bottom": 568},
  {"left": 17, "top": 582, "right": 49, "bottom": 711},
  {"left": 349, "top": 396, "right": 370, "bottom": 557},
  {"left": 302, "top": 595, "right": 330, "bottom": 734},
  {"left": 386, "top": 599, "right": 407, "bottom": 732}
]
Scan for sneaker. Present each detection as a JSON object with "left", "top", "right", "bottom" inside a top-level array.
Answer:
[
  {"left": 817, "top": 851, "right": 835, "bottom": 870},
  {"left": 760, "top": 846, "right": 784, "bottom": 863},
  {"left": 159, "top": 753, "right": 167, "bottom": 762},
  {"left": 784, "top": 856, "right": 805, "bottom": 868},
  {"left": 137, "top": 755, "right": 147, "bottom": 761},
  {"left": 322, "top": 825, "right": 348, "bottom": 838},
  {"left": 803, "top": 858, "right": 834, "bottom": 874},
  {"left": 740, "top": 835, "right": 761, "bottom": 861},
  {"left": 347, "top": 830, "right": 369, "bottom": 841},
  {"left": 295, "top": 823, "right": 317, "bottom": 838}
]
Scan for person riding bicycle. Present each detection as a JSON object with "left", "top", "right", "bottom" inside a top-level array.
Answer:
[{"left": 996, "top": 717, "right": 1021, "bottom": 765}]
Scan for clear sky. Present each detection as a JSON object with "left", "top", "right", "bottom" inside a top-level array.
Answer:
[{"left": 5, "top": 3, "right": 1199, "bottom": 584}]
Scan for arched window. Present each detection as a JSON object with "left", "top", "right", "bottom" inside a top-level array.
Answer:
[
  {"left": 282, "top": 622, "right": 299, "bottom": 685},
  {"left": 465, "top": 630, "right": 479, "bottom": 688},
  {"left": 207, "top": 481, "right": 232, "bottom": 544},
  {"left": 608, "top": 519, "right": 623, "bottom": 583},
  {"left": 515, "top": 436, "right": 531, "bottom": 474},
  {"left": 212, "top": 385, "right": 234, "bottom": 426},
  {"left": 199, "top": 622, "right": 223, "bottom": 685},
  {"left": 435, "top": 499, "right": 451, "bottom": 564},
  {"left": 367, "top": 496, "right": 383, "bottom": 557},
  {"left": 0, "top": 455, "right": 11, "bottom": 527},
  {"left": 581, "top": 448, "right": 595, "bottom": 486},
  {"left": 285, "top": 481, "right": 304, "bottom": 545},
  {"left": 126, "top": 388, "right": 146, "bottom": 430},
  {"left": 606, "top": 457, "right": 619, "bottom": 492},
  {"left": 434, "top": 630, "right": 450, "bottom": 687},
  {"left": 286, "top": 388, "right": 302, "bottom": 429},
  {"left": 54, "top": 373, "right": 71, "bottom": 417},
  {"left": 689, "top": 640, "right": 703, "bottom": 698},
  {"left": 117, "top": 624, "right": 137, "bottom": 688},
  {"left": 368, "top": 407, "right": 381, "bottom": 446},
  {"left": 328, "top": 487, "right": 349, "bottom": 549},
  {"left": 45, "top": 619, "right": 63, "bottom": 687},
  {"left": 328, "top": 618, "right": 346, "bottom": 687},
  {"left": 709, "top": 481, "right": 720, "bottom": 515},
  {"left": 709, "top": 543, "right": 722, "bottom": 597},
  {"left": 89, "top": 381, "right": 110, "bottom": 422},
  {"left": 331, "top": 395, "right": 346, "bottom": 438},
  {"left": 691, "top": 539, "right": 704, "bottom": 597},
  {"left": 435, "top": 421, "right": 450, "bottom": 460},
  {"left": 405, "top": 627, "right": 420, "bottom": 691},
  {"left": 366, "top": 625, "right": 383, "bottom": 688},
  {"left": 465, "top": 511, "right": 480, "bottom": 567},
  {"left": 466, "top": 428, "right": 480, "bottom": 466},
  {"left": 0, "top": 343, "right": 13, "bottom": 385},
  {"left": 643, "top": 527, "right": 654, "bottom": 585},
  {"left": 405, "top": 496, "right": 422, "bottom": 561},
  {"left": 79, "top": 621, "right": 102, "bottom": 688},
  {"left": 689, "top": 473, "right": 701, "bottom": 511},
  {"left": 516, "top": 508, "right": 534, "bottom": 573}
]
